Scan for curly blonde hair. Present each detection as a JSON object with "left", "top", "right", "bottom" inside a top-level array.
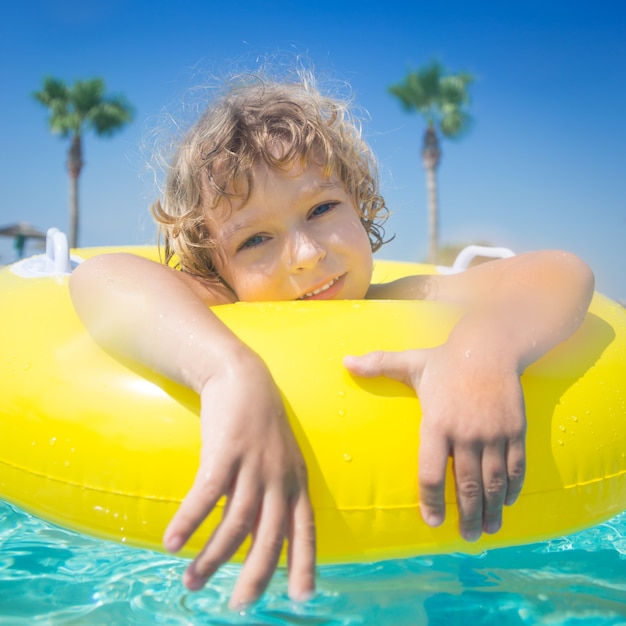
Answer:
[{"left": 152, "top": 74, "right": 390, "bottom": 278}]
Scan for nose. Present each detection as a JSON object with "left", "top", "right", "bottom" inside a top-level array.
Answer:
[{"left": 284, "top": 229, "right": 326, "bottom": 272}]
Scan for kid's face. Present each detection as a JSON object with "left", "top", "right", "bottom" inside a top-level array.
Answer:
[{"left": 208, "top": 160, "right": 373, "bottom": 302}]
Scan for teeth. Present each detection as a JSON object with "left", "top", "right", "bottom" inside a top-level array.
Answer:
[{"left": 301, "top": 277, "right": 338, "bottom": 299}]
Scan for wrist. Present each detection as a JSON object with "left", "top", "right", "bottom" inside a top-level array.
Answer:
[
  {"left": 447, "top": 311, "right": 532, "bottom": 374},
  {"left": 186, "top": 335, "right": 264, "bottom": 395}
]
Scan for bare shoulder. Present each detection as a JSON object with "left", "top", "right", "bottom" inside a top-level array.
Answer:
[
  {"left": 176, "top": 268, "right": 238, "bottom": 305},
  {"left": 366, "top": 274, "right": 440, "bottom": 301},
  {"left": 366, "top": 251, "right": 594, "bottom": 305},
  {"left": 364, "top": 263, "right": 504, "bottom": 303},
  {"left": 71, "top": 252, "right": 237, "bottom": 306}
]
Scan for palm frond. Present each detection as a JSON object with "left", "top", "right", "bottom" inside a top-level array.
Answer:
[
  {"left": 388, "top": 62, "right": 473, "bottom": 139},
  {"left": 70, "top": 78, "right": 106, "bottom": 116},
  {"left": 34, "top": 76, "right": 133, "bottom": 138},
  {"left": 415, "top": 62, "right": 443, "bottom": 101},
  {"left": 88, "top": 98, "right": 134, "bottom": 135},
  {"left": 388, "top": 83, "right": 417, "bottom": 111},
  {"left": 33, "top": 76, "right": 69, "bottom": 107},
  {"left": 48, "top": 112, "right": 78, "bottom": 137},
  {"left": 440, "top": 109, "right": 472, "bottom": 139}
]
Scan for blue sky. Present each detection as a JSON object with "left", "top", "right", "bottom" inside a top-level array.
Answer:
[{"left": 1, "top": 0, "right": 624, "bottom": 300}]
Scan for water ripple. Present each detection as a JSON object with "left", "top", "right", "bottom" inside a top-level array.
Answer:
[{"left": 1, "top": 501, "right": 625, "bottom": 625}]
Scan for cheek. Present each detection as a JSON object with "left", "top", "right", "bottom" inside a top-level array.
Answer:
[
  {"left": 344, "top": 220, "right": 374, "bottom": 283},
  {"left": 211, "top": 250, "right": 249, "bottom": 297},
  {"left": 348, "top": 219, "right": 374, "bottom": 257},
  {"left": 226, "top": 262, "right": 282, "bottom": 302}
]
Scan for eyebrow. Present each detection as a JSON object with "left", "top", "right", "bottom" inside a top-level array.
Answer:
[
  {"left": 219, "top": 180, "right": 345, "bottom": 242},
  {"left": 220, "top": 217, "right": 260, "bottom": 243},
  {"left": 312, "top": 180, "right": 343, "bottom": 191}
]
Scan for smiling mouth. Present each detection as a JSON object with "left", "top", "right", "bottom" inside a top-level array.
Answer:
[{"left": 298, "top": 276, "right": 340, "bottom": 300}]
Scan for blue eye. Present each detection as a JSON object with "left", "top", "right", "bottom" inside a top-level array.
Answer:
[
  {"left": 239, "top": 235, "right": 265, "bottom": 250},
  {"left": 311, "top": 202, "right": 335, "bottom": 217}
]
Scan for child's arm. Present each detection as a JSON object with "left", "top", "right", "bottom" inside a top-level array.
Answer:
[
  {"left": 69, "top": 253, "right": 316, "bottom": 608},
  {"left": 347, "top": 250, "right": 594, "bottom": 541}
]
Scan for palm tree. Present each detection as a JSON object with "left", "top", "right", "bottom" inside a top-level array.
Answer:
[
  {"left": 389, "top": 62, "right": 473, "bottom": 263},
  {"left": 34, "top": 77, "right": 133, "bottom": 248}
]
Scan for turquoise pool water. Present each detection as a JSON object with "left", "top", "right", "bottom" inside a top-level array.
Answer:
[{"left": 1, "top": 500, "right": 625, "bottom": 625}]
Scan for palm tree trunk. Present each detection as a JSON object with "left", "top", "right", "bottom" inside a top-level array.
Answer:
[
  {"left": 422, "top": 125, "right": 441, "bottom": 264},
  {"left": 425, "top": 166, "right": 439, "bottom": 264},
  {"left": 67, "top": 134, "right": 83, "bottom": 248},
  {"left": 68, "top": 175, "right": 79, "bottom": 249}
]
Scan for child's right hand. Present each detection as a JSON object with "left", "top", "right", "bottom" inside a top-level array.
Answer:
[
  {"left": 163, "top": 350, "right": 316, "bottom": 609},
  {"left": 70, "top": 253, "right": 316, "bottom": 607}
]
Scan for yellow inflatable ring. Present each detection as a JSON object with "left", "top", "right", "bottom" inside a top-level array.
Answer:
[{"left": 1, "top": 242, "right": 625, "bottom": 564}]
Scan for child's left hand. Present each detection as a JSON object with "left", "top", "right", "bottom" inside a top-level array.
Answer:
[{"left": 344, "top": 341, "right": 527, "bottom": 542}]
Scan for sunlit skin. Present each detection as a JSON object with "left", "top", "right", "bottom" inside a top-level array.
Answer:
[
  {"left": 69, "top": 158, "right": 594, "bottom": 609},
  {"left": 209, "top": 160, "right": 374, "bottom": 303}
]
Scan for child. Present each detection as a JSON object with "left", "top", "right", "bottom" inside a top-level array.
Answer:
[{"left": 69, "top": 72, "right": 594, "bottom": 609}]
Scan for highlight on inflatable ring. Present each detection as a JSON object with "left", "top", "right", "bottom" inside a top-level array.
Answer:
[{"left": 1, "top": 228, "right": 625, "bottom": 563}]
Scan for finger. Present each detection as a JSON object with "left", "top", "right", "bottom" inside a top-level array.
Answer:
[
  {"left": 480, "top": 446, "right": 507, "bottom": 535},
  {"left": 452, "top": 446, "right": 484, "bottom": 542},
  {"left": 183, "top": 478, "right": 261, "bottom": 591},
  {"left": 286, "top": 490, "right": 316, "bottom": 602},
  {"left": 229, "top": 490, "right": 288, "bottom": 608},
  {"left": 164, "top": 460, "right": 235, "bottom": 553},
  {"left": 343, "top": 350, "right": 425, "bottom": 387},
  {"left": 505, "top": 438, "right": 526, "bottom": 506},
  {"left": 417, "top": 424, "right": 450, "bottom": 527}
]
